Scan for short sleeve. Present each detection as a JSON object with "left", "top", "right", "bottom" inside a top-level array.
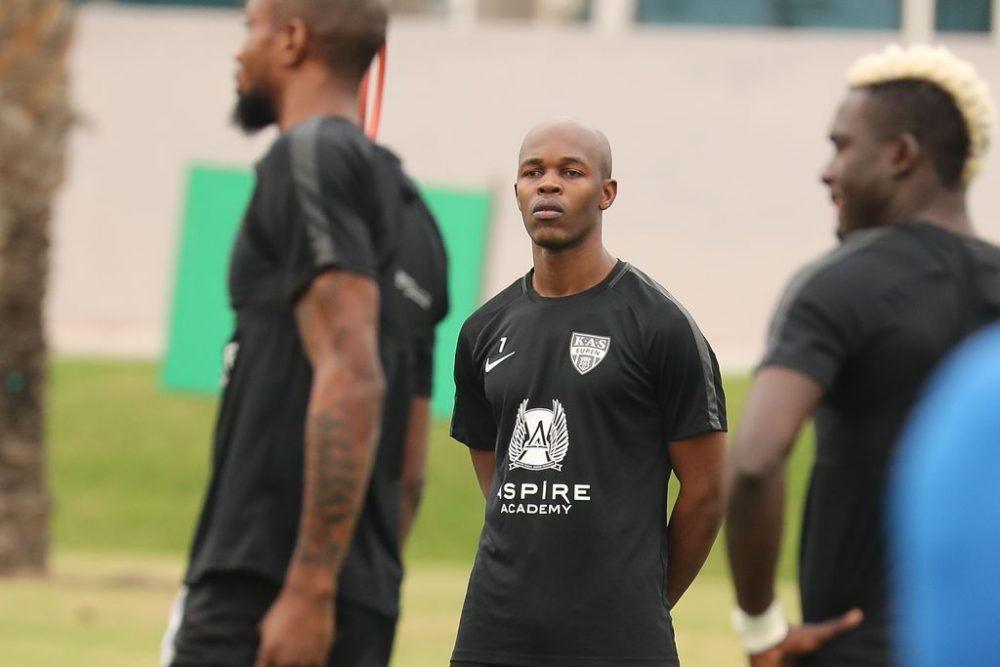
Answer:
[
  {"left": 283, "top": 119, "right": 379, "bottom": 303},
  {"left": 761, "top": 264, "right": 863, "bottom": 388},
  {"left": 450, "top": 325, "right": 497, "bottom": 451},
  {"left": 412, "top": 333, "right": 435, "bottom": 398},
  {"left": 650, "top": 309, "right": 728, "bottom": 442}
]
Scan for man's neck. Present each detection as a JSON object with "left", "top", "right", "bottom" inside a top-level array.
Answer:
[
  {"left": 531, "top": 242, "right": 617, "bottom": 298},
  {"left": 277, "top": 67, "right": 360, "bottom": 131},
  {"left": 887, "top": 179, "right": 973, "bottom": 236}
]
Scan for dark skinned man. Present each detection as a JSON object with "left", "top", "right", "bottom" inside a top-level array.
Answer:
[
  {"left": 161, "top": 1, "right": 448, "bottom": 666},
  {"left": 726, "top": 44, "right": 1000, "bottom": 667},
  {"left": 449, "top": 119, "right": 728, "bottom": 667}
]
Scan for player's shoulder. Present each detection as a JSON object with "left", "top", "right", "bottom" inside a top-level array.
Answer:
[
  {"left": 370, "top": 142, "right": 405, "bottom": 185},
  {"left": 780, "top": 226, "right": 899, "bottom": 304},
  {"left": 607, "top": 263, "right": 718, "bottom": 355},
  {"left": 290, "top": 115, "right": 368, "bottom": 148},
  {"left": 268, "top": 115, "right": 374, "bottom": 173},
  {"left": 371, "top": 142, "right": 404, "bottom": 172},
  {"left": 374, "top": 143, "right": 450, "bottom": 324},
  {"left": 460, "top": 274, "right": 529, "bottom": 339},
  {"left": 370, "top": 143, "right": 426, "bottom": 212},
  {"left": 966, "top": 234, "right": 1000, "bottom": 266},
  {"left": 612, "top": 263, "right": 704, "bottom": 329}
]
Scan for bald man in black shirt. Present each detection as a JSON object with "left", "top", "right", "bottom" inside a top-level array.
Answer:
[{"left": 450, "top": 120, "right": 727, "bottom": 667}]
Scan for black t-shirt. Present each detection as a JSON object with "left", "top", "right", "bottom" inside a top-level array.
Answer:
[
  {"left": 184, "top": 117, "right": 448, "bottom": 619},
  {"left": 450, "top": 260, "right": 727, "bottom": 667},
  {"left": 762, "top": 221, "right": 1000, "bottom": 666}
]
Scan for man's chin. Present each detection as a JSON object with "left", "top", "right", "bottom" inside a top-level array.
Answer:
[
  {"left": 232, "top": 90, "right": 277, "bottom": 134},
  {"left": 531, "top": 233, "right": 583, "bottom": 253},
  {"left": 835, "top": 212, "right": 854, "bottom": 241}
]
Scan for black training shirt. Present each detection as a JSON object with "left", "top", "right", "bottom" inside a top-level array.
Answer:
[
  {"left": 184, "top": 117, "right": 447, "bottom": 619},
  {"left": 451, "top": 260, "right": 727, "bottom": 667},
  {"left": 762, "top": 221, "right": 1000, "bottom": 667}
]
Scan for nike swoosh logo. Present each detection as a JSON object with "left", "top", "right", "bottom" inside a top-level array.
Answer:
[{"left": 484, "top": 351, "right": 516, "bottom": 373}]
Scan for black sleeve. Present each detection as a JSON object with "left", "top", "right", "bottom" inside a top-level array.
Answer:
[
  {"left": 450, "top": 324, "right": 497, "bottom": 451},
  {"left": 412, "top": 333, "right": 435, "bottom": 398},
  {"left": 282, "top": 120, "right": 379, "bottom": 303},
  {"left": 650, "top": 308, "right": 728, "bottom": 442},
  {"left": 761, "top": 264, "right": 864, "bottom": 389}
]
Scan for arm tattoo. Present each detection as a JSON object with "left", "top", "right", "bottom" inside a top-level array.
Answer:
[
  {"left": 294, "top": 410, "right": 365, "bottom": 567},
  {"left": 292, "top": 272, "right": 383, "bottom": 575}
]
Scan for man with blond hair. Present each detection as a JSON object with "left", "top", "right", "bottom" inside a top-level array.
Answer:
[{"left": 726, "top": 45, "right": 1000, "bottom": 666}]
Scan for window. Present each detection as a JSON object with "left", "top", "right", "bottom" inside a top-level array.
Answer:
[
  {"left": 636, "top": 0, "right": 992, "bottom": 32},
  {"left": 936, "top": 0, "right": 991, "bottom": 32}
]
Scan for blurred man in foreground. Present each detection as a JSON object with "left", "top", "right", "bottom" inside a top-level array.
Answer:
[
  {"left": 161, "top": 1, "right": 448, "bottom": 665},
  {"left": 726, "top": 44, "right": 1000, "bottom": 667}
]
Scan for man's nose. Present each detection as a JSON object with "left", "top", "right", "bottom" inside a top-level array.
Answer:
[
  {"left": 819, "top": 159, "right": 835, "bottom": 186},
  {"left": 538, "top": 179, "right": 561, "bottom": 194}
]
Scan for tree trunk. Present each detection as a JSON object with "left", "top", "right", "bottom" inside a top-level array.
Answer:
[{"left": 0, "top": 0, "right": 74, "bottom": 575}]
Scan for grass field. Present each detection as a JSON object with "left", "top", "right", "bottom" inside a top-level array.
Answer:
[
  {"left": 0, "top": 553, "right": 803, "bottom": 667},
  {"left": 0, "top": 359, "right": 817, "bottom": 666}
]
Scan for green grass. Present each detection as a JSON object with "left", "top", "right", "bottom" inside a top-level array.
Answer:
[
  {"left": 3, "top": 358, "right": 821, "bottom": 666},
  {"left": 49, "top": 359, "right": 814, "bottom": 578},
  {"left": 49, "top": 360, "right": 217, "bottom": 554},
  {"left": 0, "top": 554, "right": 805, "bottom": 667}
]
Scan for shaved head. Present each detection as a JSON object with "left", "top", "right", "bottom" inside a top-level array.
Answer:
[
  {"left": 519, "top": 119, "right": 613, "bottom": 179},
  {"left": 273, "top": 0, "right": 387, "bottom": 84},
  {"left": 514, "top": 118, "right": 618, "bottom": 253}
]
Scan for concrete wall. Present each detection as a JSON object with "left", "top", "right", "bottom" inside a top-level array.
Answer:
[{"left": 52, "top": 4, "right": 1000, "bottom": 369}]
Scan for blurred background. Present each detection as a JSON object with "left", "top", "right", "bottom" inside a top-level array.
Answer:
[{"left": 2, "top": 0, "right": 1000, "bottom": 664}]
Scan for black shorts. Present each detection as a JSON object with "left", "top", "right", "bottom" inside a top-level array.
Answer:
[{"left": 163, "top": 571, "right": 397, "bottom": 667}]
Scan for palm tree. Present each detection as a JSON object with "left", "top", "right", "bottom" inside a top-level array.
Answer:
[{"left": 0, "top": 0, "right": 74, "bottom": 575}]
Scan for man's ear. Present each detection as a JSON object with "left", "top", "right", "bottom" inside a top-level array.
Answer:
[
  {"left": 514, "top": 182, "right": 522, "bottom": 211},
  {"left": 888, "top": 132, "right": 921, "bottom": 178},
  {"left": 279, "top": 17, "right": 309, "bottom": 68},
  {"left": 598, "top": 179, "right": 618, "bottom": 211}
]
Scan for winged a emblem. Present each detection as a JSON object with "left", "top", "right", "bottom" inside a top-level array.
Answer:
[
  {"left": 548, "top": 400, "right": 569, "bottom": 465},
  {"left": 508, "top": 399, "right": 570, "bottom": 472},
  {"left": 507, "top": 399, "right": 529, "bottom": 468}
]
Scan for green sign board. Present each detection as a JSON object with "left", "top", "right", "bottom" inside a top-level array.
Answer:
[{"left": 162, "top": 164, "right": 491, "bottom": 419}]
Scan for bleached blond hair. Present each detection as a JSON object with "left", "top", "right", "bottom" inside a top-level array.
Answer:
[{"left": 847, "top": 44, "right": 995, "bottom": 186}]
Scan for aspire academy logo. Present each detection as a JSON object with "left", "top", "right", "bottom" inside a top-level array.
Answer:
[
  {"left": 502, "top": 398, "right": 591, "bottom": 515},
  {"left": 508, "top": 399, "right": 569, "bottom": 471}
]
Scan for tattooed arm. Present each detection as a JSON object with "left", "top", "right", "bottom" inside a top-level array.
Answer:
[{"left": 256, "top": 269, "right": 385, "bottom": 667}]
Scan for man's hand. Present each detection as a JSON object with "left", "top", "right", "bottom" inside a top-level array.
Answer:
[
  {"left": 747, "top": 609, "right": 863, "bottom": 667},
  {"left": 255, "top": 585, "right": 335, "bottom": 667}
]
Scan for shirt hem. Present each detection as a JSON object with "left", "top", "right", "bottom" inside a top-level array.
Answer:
[
  {"left": 186, "top": 561, "right": 400, "bottom": 618},
  {"left": 450, "top": 426, "right": 494, "bottom": 451},
  {"left": 451, "top": 649, "right": 679, "bottom": 666}
]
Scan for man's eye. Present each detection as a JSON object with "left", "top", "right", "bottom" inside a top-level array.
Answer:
[
  {"left": 563, "top": 170, "right": 582, "bottom": 177},
  {"left": 522, "top": 169, "right": 541, "bottom": 177}
]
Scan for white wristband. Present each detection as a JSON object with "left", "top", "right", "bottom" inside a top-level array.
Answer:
[{"left": 731, "top": 599, "right": 790, "bottom": 655}]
